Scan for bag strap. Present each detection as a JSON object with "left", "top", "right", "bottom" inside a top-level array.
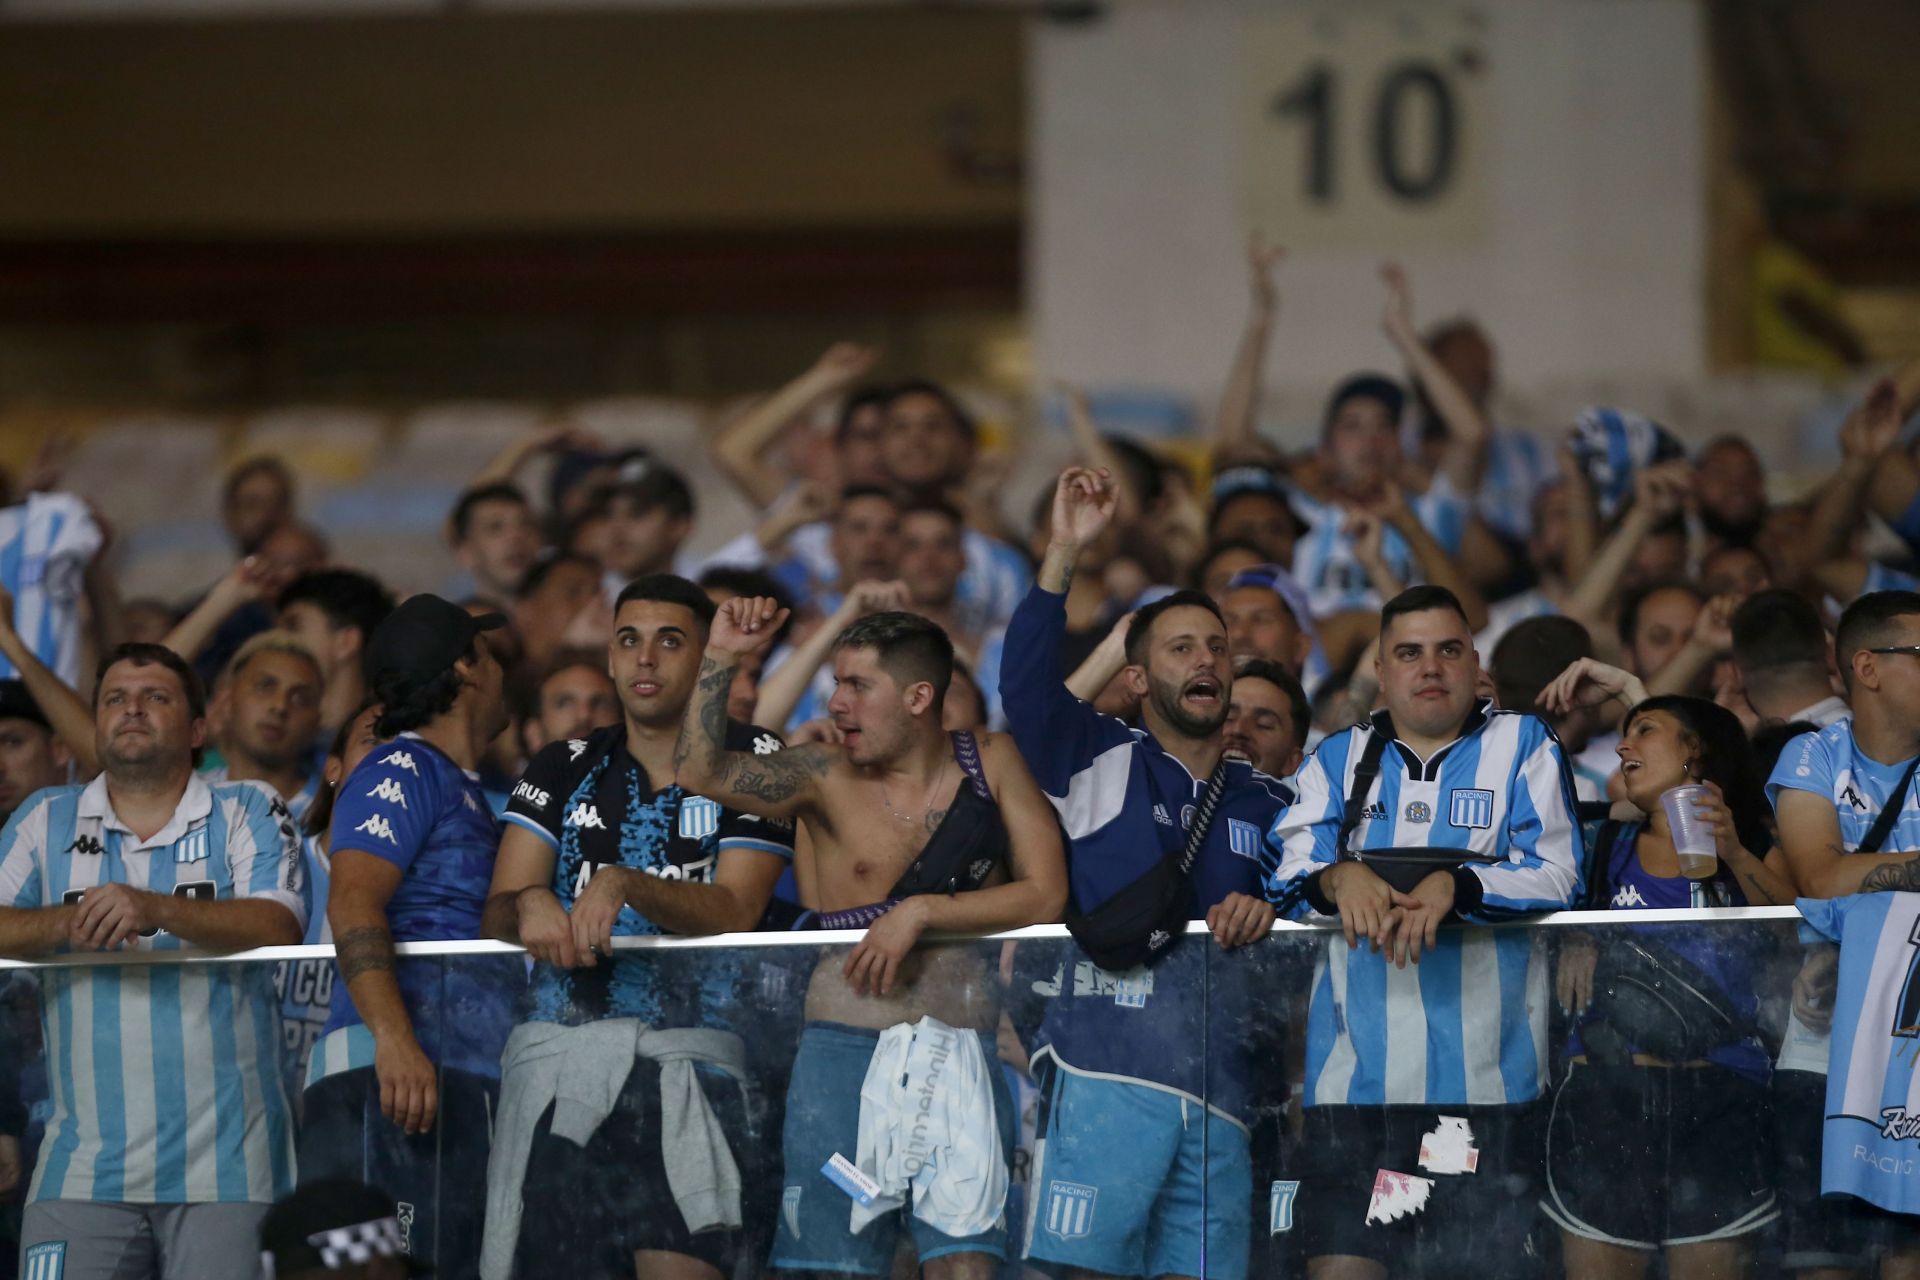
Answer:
[
  {"left": 951, "top": 731, "right": 992, "bottom": 800},
  {"left": 1334, "top": 728, "right": 1392, "bottom": 858},
  {"left": 1859, "top": 754, "right": 1920, "bottom": 854},
  {"left": 1176, "top": 754, "right": 1234, "bottom": 878}
]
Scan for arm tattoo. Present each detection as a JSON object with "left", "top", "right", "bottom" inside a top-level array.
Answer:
[
  {"left": 673, "top": 656, "right": 736, "bottom": 775},
  {"left": 1860, "top": 855, "right": 1920, "bottom": 894},
  {"left": 336, "top": 925, "right": 396, "bottom": 983},
  {"left": 719, "top": 747, "right": 832, "bottom": 803},
  {"left": 1058, "top": 563, "right": 1073, "bottom": 594}
]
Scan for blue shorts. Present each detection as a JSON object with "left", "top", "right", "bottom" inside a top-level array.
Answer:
[
  {"left": 771, "top": 1020, "right": 1016, "bottom": 1275},
  {"left": 1022, "top": 1054, "right": 1251, "bottom": 1279}
]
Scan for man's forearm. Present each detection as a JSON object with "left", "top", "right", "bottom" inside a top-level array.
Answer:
[
  {"left": 1645, "top": 637, "right": 1717, "bottom": 699},
  {"left": 0, "top": 906, "right": 74, "bottom": 959},
  {"left": 1038, "top": 542, "right": 1080, "bottom": 595},
  {"left": 0, "top": 630, "right": 97, "bottom": 776},
  {"left": 153, "top": 895, "right": 301, "bottom": 951},
  {"left": 1563, "top": 508, "right": 1655, "bottom": 625},
  {"left": 915, "top": 880, "right": 1062, "bottom": 935},
  {"left": 332, "top": 920, "right": 417, "bottom": 1043},
  {"left": 481, "top": 888, "right": 536, "bottom": 943},
  {"left": 1806, "top": 457, "right": 1878, "bottom": 569},
  {"left": 675, "top": 653, "right": 741, "bottom": 791},
  {"left": 753, "top": 616, "right": 844, "bottom": 731},
  {"left": 621, "top": 870, "right": 762, "bottom": 936},
  {"left": 1394, "top": 516, "right": 1488, "bottom": 632}
]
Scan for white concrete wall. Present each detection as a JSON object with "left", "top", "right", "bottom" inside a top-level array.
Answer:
[{"left": 1028, "top": 0, "right": 1708, "bottom": 427}]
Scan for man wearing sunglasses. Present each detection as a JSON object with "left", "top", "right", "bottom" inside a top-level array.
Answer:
[{"left": 1768, "top": 589, "right": 1920, "bottom": 1276}]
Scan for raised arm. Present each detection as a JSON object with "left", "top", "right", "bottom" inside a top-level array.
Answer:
[
  {"left": 1058, "top": 383, "right": 1143, "bottom": 520},
  {"left": 0, "top": 584, "right": 97, "bottom": 776},
  {"left": 1645, "top": 593, "right": 1736, "bottom": 699},
  {"left": 468, "top": 421, "right": 606, "bottom": 491},
  {"left": 1562, "top": 461, "right": 1690, "bottom": 630},
  {"left": 1371, "top": 485, "right": 1489, "bottom": 632},
  {"left": 842, "top": 731, "right": 1068, "bottom": 995},
  {"left": 1803, "top": 378, "right": 1904, "bottom": 572},
  {"left": 710, "top": 343, "right": 881, "bottom": 509},
  {"left": 1214, "top": 235, "right": 1287, "bottom": 464},
  {"left": 1379, "top": 263, "right": 1491, "bottom": 496},
  {"left": 1064, "top": 610, "right": 1134, "bottom": 703},
  {"left": 160, "top": 556, "right": 290, "bottom": 667},
  {"left": 754, "top": 580, "right": 907, "bottom": 732},
  {"left": 676, "top": 596, "right": 835, "bottom": 819}
]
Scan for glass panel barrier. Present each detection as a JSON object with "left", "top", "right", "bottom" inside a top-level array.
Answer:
[{"left": 0, "top": 909, "right": 1886, "bottom": 1280}]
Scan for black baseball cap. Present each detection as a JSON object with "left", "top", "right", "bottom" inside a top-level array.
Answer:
[
  {"left": 0, "top": 681, "right": 49, "bottom": 731},
  {"left": 259, "top": 1179, "right": 432, "bottom": 1275},
  {"left": 362, "top": 594, "right": 507, "bottom": 701}
]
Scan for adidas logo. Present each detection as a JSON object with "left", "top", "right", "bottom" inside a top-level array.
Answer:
[
  {"left": 367, "top": 779, "right": 408, "bottom": 808},
  {"left": 566, "top": 803, "right": 606, "bottom": 830},
  {"left": 354, "top": 815, "right": 398, "bottom": 844},
  {"left": 379, "top": 750, "right": 418, "bottom": 776},
  {"left": 1362, "top": 802, "right": 1389, "bottom": 821},
  {"left": 753, "top": 734, "right": 782, "bottom": 756},
  {"left": 1152, "top": 805, "right": 1174, "bottom": 827}
]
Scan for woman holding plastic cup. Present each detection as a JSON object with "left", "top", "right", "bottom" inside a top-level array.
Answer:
[{"left": 1534, "top": 684, "right": 1794, "bottom": 1280}]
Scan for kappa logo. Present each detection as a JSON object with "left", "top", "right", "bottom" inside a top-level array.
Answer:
[
  {"left": 753, "top": 734, "right": 782, "bottom": 755},
  {"left": 368, "top": 779, "right": 409, "bottom": 808},
  {"left": 1449, "top": 788, "right": 1495, "bottom": 830},
  {"left": 1611, "top": 884, "right": 1649, "bottom": 908},
  {"left": 355, "top": 815, "right": 398, "bottom": 844},
  {"left": 395, "top": 1202, "right": 415, "bottom": 1254},
  {"left": 1147, "top": 929, "right": 1171, "bottom": 952},
  {"left": 968, "top": 858, "right": 993, "bottom": 882},
  {"left": 567, "top": 739, "right": 589, "bottom": 762},
  {"left": 678, "top": 796, "right": 722, "bottom": 841},
  {"left": 379, "top": 750, "right": 418, "bottom": 776},
  {"left": 566, "top": 803, "right": 606, "bottom": 830},
  {"left": 1045, "top": 1181, "right": 1098, "bottom": 1239},
  {"left": 1404, "top": 802, "right": 1432, "bottom": 825},
  {"left": 1152, "top": 804, "right": 1174, "bottom": 827},
  {"left": 66, "top": 835, "right": 104, "bottom": 857}
]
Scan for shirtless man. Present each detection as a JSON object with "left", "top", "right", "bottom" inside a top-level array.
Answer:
[{"left": 675, "top": 602, "right": 1067, "bottom": 1279}]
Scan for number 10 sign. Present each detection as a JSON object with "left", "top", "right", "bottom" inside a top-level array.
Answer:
[{"left": 1240, "top": 6, "right": 1489, "bottom": 246}]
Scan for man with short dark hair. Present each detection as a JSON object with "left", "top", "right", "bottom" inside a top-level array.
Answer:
[
  {"left": 1266, "top": 584, "right": 1583, "bottom": 1280},
  {"left": 278, "top": 569, "right": 397, "bottom": 740},
  {"left": 481, "top": 573, "right": 795, "bottom": 1280},
  {"left": 1000, "top": 467, "right": 1293, "bottom": 1280},
  {"left": 451, "top": 482, "right": 543, "bottom": 602},
  {"left": 1490, "top": 614, "right": 1609, "bottom": 801},
  {"left": 678, "top": 588, "right": 1068, "bottom": 1278},
  {"left": 0, "top": 681, "right": 69, "bottom": 822},
  {"left": 1225, "top": 658, "right": 1309, "bottom": 779},
  {"left": 0, "top": 642, "right": 305, "bottom": 1280},
  {"left": 1766, "top": 590, "right": 1920, "bottom": 1275},
  {"left": 299, "top": 595, "right": 520, "bottom": 1278},
  {"left": 1731, "top": 589, "right": 1848, "bottom": 728},
  {"left": 589, "top": 466, "right": 697, "bottom": 595}
]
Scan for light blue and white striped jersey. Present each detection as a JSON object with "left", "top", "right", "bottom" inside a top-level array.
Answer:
[
  {"left": 1769, "top": 720, "right": 1920, "bottom": 1075},
  {"left": 0, "top": 494, "right": 102, "bottom": 688},
  {"left": 1799, "top": 893, "right": 1920, "bottom": 1213},
  {"left": 0, "top": 774, "right": 307, "bottom": 1205},
  {"left": 1263, "top": 702, "right": 1584, "bottom": 1106},
  {"left": 1289, "top": 479, "right": 1470, "bottom": 620},
  {"left": 197, "top": 765, "right": 320, "bottom": 826},
  {"left": 1474, "top": 430, "right": 1556, "bottom": 543}
]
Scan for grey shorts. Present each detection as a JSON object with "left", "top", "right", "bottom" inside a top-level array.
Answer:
[{"left": 22, "top": 1199, "right": 270, "bottom": 1280}]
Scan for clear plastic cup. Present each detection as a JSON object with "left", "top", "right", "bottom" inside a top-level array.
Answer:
[{"left": 1661, "top": 784, "right": 1717, "bottom": 877}]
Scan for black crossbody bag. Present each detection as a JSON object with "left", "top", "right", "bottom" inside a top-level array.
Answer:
[
  {"left": 1331, "top": 730, "right": 1501, "bottom": 892},
  {"left": 1064, "top": 758, "right": 1231, "bottom": 972}
]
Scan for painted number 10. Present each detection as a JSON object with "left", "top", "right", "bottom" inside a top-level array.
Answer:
[{"left": 1270, "top": 60, "right": 1459, "bottom": 204}]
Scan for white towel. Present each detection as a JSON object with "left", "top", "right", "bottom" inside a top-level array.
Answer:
[{"left": 851, "top": 1015, "right": 1006, "bottom": 1238}]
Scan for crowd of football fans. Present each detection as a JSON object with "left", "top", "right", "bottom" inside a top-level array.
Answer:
[{"left": 0, "top": 248, "right": 1913, "bottom": 1280}]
